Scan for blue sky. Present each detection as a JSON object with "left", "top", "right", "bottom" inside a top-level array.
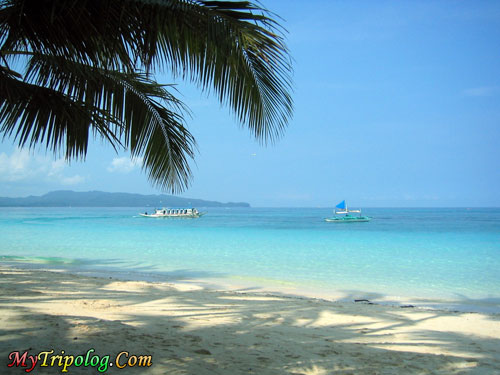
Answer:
[{"left": 1, "top": 0, "right": 499, "bottom": 207}]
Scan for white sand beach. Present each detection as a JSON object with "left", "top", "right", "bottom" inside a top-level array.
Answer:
[{"left": 1, "top": 266, "right": 499, "bottom": 374}]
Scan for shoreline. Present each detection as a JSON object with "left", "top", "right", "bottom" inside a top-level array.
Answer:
[
  {"left": 1, "top": 265, "right": 500, "bottom": 374},
  {"left": 2, "top": 259, "right": 499, "bottom": 315}
]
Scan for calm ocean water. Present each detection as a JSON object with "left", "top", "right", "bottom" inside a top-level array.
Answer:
[{"left": 1, "top": 207, "right": 499, "bottom": 312}]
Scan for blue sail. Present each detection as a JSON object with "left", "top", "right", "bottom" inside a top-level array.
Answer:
[{"left": 335, "top": 200, "right": 346, "bottom": 209}]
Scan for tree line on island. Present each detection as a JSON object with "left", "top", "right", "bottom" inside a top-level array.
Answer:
[{"left": 0, "top": 190, "right": 250, "bottom": 207}]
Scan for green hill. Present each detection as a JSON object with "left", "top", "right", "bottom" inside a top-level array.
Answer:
[{"left": 0, "top": 190, "right": 250, "bottom": 208}]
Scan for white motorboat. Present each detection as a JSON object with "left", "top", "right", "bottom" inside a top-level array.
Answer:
[{"left": 140, "top": 208, "right": 205, "bottom": 218}]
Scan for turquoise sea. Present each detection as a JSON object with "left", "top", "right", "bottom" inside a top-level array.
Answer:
[{"left": 1, "top": 207, "right": 499, "bottom": 313}]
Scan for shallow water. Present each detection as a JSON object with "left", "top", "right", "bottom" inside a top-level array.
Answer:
[{"left": 1, "top": 207, "right": 499, "bottom": 312}]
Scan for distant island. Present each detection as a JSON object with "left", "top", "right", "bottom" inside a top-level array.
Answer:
[{"left": 0, "top": 190, "right": 250, "bottom": 208}]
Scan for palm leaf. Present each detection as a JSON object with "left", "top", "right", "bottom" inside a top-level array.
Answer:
[
  {"left": 0, "top": 0, "right": 293, "bottom": 192},
  {"left": 0, "top": 69, "right": 115, "bottom": 159},
  {"left": 2, "top": 55, "right": 195, "bottom": 191}
]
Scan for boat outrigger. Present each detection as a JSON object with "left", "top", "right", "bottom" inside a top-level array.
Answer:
[
  {"left": 140, "top": 208, "right": 205, "bottom": 218},
  {"left": 324, "top": 200, "right": 372, "bottom": 223}
]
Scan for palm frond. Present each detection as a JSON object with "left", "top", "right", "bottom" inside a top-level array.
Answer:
[
  {"left": 1, "top": 0, "right": 293, "bottom": 143},
  {"left": 0, "top": 0, "right": 131, "bottom": 70},
  {"left": 0, "top": 0, "right": 293, "bottom": 192},
  {"left": 2, "top": 53, "right": 195, "bottom": 191},
  {"left": 135, "top": 0, "right": 294, "bottom": 142},
  {"left": 0, "top": 70, "right": 115, "bottom": 159}
]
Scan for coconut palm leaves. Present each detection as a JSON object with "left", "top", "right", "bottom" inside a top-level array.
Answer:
[{"left": 0, "top": 0, "right": 293, "bottom": 192}]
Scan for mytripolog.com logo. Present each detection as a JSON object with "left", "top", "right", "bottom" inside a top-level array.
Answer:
[{"left": 7, "top": 349, "right": 152, "bottom": 373}]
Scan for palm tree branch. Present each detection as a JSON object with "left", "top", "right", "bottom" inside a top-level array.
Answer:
[
  {"left": 1, "top": 0, "right": 293, "bottom": 144},
  {"left": 0, "top": 70, "right": 122, "bottom": 158},
  {"left": 140, "top": 0, "right": 294, "bottom": 142},
  {"left": 21, "top": 54, "right": 195, "bottom": 191}
]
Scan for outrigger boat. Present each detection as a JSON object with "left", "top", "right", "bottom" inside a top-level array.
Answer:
[
  {"left": 325, "top": 200, "right": 371, "bottom": 223},
  {"left": 140, "top": 208, "right": 205, "bottom": 218}
]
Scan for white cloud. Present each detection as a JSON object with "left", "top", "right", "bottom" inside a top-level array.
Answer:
[
  {"left": 0, "top": 148, "right": 85, "bottom": 185},
  {"left": 61, "top": 174, "right": 85, "bottom": 185},
  {"left": 0, "top": 148, "right": 51, "bottom": 181},
  {"left": 107, "top": 157, "right": 143, "bottom": 173},
  {"left": 48, "top": 159, "right": 66, "bottom": 176}
]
